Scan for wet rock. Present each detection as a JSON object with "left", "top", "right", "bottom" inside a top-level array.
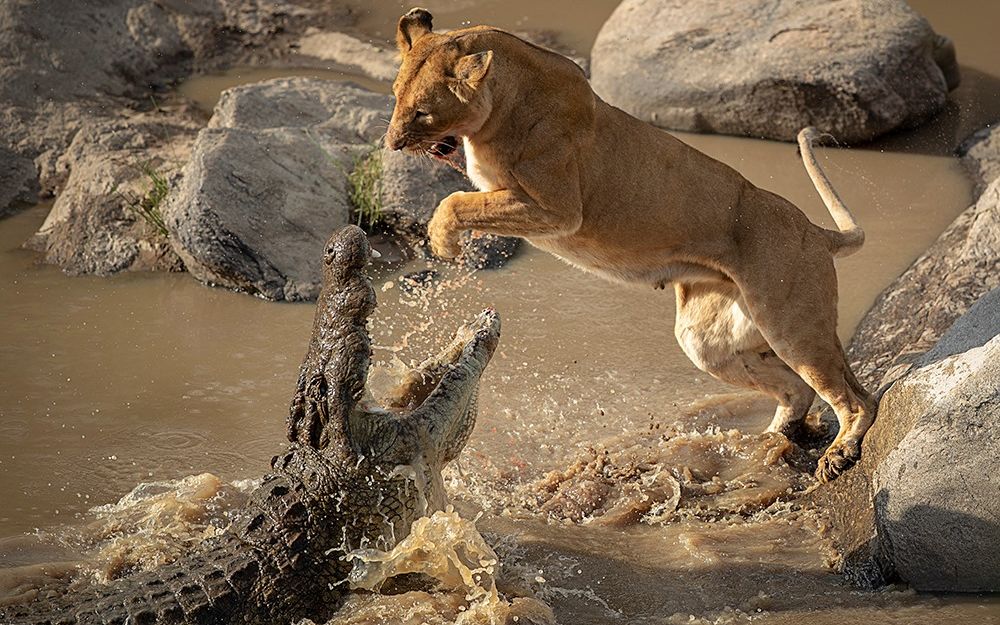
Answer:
[
  {"left": 24, "top": 112, "right": 200, "bottom": 274},
  {"left": 590, "top": 0, "right": 959, "bottom": 143},
  {"left": 0, "top": 147, "right": 38, "bottom": 218},
  {"left": 848, "top": 167, "right": 1000, "bottom": 389},
  {"left": 460, "top": 231, "right": 522, "bottom": 270},
  {"left": 829, "top": 290, "right": 1000, "bottom": 591}
]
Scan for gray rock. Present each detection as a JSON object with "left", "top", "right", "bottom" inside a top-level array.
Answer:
[
  {"left": 921, "top": 287, "right": 1000, "bottom": 364},
  {"left": 847, "top": 173, "right": 1000, "bottom": 389},
  {"left": 960, "top": 123, "right": 1000, "bottom": 195},
  {"left": 165, "top": 124, "right": 359, "bottom": 301},
  {"left": 873, "top": 330, "right": 1000, "bottom": 591},
  {"left": 590, "top": 0, "right": 959, "bottom": 143},
  {"left": 815, "top": 288, "right": 1000, "bottom": 591},
  {"left": 164, "top": 78, "right": 388, "bottom": 300},
  {"left": 166, "top": 78, "right": 518, "bottom": 300},
  {"left": 24, "top": 112, "right": 199, "bottom": 274},
  {"left": 379, "top": 149, "right": 471, "bottom": 239},
  {"left": 207, "top": 77, "right": 391, "bottom": 141},
  {"left": 296, "top": 30, "right": 399, "bottom": 82}
]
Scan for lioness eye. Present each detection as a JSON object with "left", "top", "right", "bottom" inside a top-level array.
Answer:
[{"left": 414, "top": 110, "right": 430, "bottom": 119}]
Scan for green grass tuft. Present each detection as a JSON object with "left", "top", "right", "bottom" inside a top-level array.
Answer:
[
  {"left": 347, "top": 147, "right": 384, "bottom": 230},
  {"left": 115, "top": 161, "right": 170, "bottom": 237}
]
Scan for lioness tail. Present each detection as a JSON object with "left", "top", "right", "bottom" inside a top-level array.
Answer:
[{"left": 797, "top": 127, "right": 865, "bottom": 258}]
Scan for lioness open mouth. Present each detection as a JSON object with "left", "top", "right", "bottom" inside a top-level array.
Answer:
[{"left": 427, "top": 135, "right": 458, "bottom": 158}]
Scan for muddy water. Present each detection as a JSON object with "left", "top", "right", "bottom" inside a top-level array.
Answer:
[{"left": 2, "top": 0, "right": 1000, "bottom": 623}]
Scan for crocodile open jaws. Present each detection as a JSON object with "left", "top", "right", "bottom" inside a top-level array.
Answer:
[{"left": 3, "top": 225, "right": 501, "bottom": 625}]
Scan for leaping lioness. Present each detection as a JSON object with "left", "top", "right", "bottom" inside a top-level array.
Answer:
[{"left": 385, "top": 8, "right": 875, "bottom": 482}]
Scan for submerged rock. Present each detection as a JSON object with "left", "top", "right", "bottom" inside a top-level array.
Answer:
[{"left": 590, "top": 0, "right": 959, "bottom": 143}]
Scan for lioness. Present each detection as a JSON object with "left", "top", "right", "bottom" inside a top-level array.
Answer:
[{"left": 385, "top": 8, "right": 875, "bottom": 482}]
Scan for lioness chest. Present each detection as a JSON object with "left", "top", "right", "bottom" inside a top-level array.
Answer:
[{"left": 463, "top": 138, "right": 503, "bottom": 192}]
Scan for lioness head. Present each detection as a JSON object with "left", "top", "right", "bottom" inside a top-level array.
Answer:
[{"left": 386, "top": 8, "right": 493, "bottom": 159}]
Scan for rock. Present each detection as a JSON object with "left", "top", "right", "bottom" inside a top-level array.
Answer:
[
  {"left": 960, "top": 123, "right": 1000, "bottom": 195},
  {"left": 164, "top": 78, "right": 388, "bottom": 300},
  {"left": 207, "top": 78, "right": 389, "bottom": 141},
  {"left": 297, "top": 30, "right": 399, "bottom": 82},
  {"left": 165, "top": 78, "right": 519, "bottom": 300},
  {"left": 847, "top": 173, "right": 1000, "bottom": 389},
  {"left": 379, "top": 149, "right": 471, "bottom": 239},
  {"left": 871, "top": 298, "right": 1000, "bottom": 592},
  {"left": 827, "top": 289, "right": 1000, "bottom": 591},
  {"left": 460, "top": 231, "right": 522, "bottom": 270},
  {"left": 24, "top": 111, "right": 200, "bottom": 274},
  {"left": 0, "top": 146, "right": 38, "bottom": 218},
  {"left": 590, "top": 0, "right": 959, "bottom": 143},
  {"left": 166, "top": 126, "right": 358, "bottom": 300},
  {"left": 815, "top": 289, "right": 1000, "bottom": 591},
  {"left": 0, "top": 0, "right": 344, "bottom": 198}
]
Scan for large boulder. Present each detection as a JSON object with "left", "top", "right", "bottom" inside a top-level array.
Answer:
[
  {"left": 164, "top": 79, "right": 388, "bottom": 301},
  {"left": 590, "top": 0, "right": 959, "bottom": 143},
  {"left": 819, "top": 123, "right": 1000, "bottom": 589},
  {"left": 825, "top": 290, "right": 1000, "bottom": 591}
]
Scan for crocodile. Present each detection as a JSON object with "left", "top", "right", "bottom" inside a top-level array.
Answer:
[{"left": 2, "top": 225, "right": 501, "bottom": 625}]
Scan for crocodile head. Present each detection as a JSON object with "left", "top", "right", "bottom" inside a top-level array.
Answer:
[{"left": 281, "top": 224, "right": 500, "bottom": 548}]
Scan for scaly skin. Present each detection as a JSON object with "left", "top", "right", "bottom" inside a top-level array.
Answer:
[{"left": 2, "top": 226, "right": 501, "bottom": 625}]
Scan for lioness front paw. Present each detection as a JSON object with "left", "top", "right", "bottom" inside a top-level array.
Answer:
[{"left": 428, "top": 194, "right": 465, "bottom": 259}]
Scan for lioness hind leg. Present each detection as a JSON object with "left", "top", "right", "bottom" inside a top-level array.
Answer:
[
  {"left": 733, "top": 254, "right": 876, "bottom": 483},
  {"left": 674, "top": 283, "right": 816, "bottom": 436}
]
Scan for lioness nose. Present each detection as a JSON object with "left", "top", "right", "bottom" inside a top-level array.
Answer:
[{"left": 386, "top": 128, "right": 406, "bottom": 151}]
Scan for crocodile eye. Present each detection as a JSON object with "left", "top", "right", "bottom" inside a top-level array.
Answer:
[{"left": 324, "top": 246, "right": 336, "bottom": 263}]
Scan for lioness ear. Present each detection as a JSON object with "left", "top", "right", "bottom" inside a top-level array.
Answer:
[
  {"left": 396, "top": 7, "right": 434, "bottom": 52},
  {"left": 455, "top": 50, "right": 493, "bottom": 83}
]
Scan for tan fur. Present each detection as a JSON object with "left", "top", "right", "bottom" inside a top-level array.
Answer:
[{"left": 386, "top": 11, "right": 876, "bottom": 482}]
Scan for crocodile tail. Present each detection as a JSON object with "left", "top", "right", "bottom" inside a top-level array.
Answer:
[{"left": 797, "top": 127, "right": 866, "bottom": 258}]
